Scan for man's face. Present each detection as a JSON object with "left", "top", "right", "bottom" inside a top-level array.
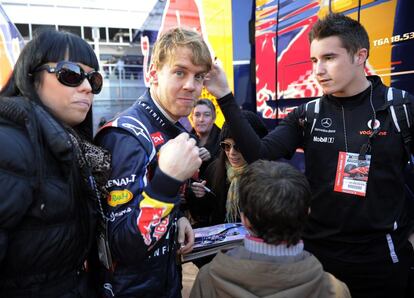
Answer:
[
  {"left": 310, "top": 36, "right": 363, "bottom": 97},
  {"left": 192, "top": 104, "right": 215, "bottom": 136},
  {"left": 150, "top": 47, "right": 208, "bottom": 121}
]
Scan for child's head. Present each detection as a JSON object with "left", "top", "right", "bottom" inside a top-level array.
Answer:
[{"left": 239, "top": 160, "right": 311, "bottom": 246}]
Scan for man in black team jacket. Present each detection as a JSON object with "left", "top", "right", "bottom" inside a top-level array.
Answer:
[{"left": 205, "top": 13, "right": 414, "bottom": 298}]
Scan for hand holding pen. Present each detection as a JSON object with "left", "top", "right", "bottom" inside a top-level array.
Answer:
[{"left": 191, "top": 180, "right": 216, "bottom": 197}]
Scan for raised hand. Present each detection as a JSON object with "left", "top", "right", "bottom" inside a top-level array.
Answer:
[{"left": 204, "top": 58, "right": 232, "bottom": 99}]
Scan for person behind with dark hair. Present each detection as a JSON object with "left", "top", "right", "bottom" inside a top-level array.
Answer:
[
  {"left": 190, "top": 160, "right": 351, "bottom": 298},
  {"left": 0, "top": 29, "right": 108, "bottom": 297},
  {"left": 191, "top": 98, "right": 221, "bottom": 178},
  {"left": 187, "top": 110, "right": 268, "bottom": 269},
  {"left": 95, "top": 27, "right": 212, "bottom": 297},
  {"left": 205, "top": 12, "right": 414, "bottom": 298},
  {"left": 189, "top": 110, "right": 268, "bottom": 227}
]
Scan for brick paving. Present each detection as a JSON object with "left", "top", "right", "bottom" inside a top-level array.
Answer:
[{"left": 181, "top": 262, "right": 199, "bottom": 298}]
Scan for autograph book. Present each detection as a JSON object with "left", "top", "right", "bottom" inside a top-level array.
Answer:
[{"left": 182, "top": 223, "right": 247, "bottom": 263}]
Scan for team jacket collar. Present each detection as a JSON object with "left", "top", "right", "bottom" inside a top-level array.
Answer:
[{"left": 136, "top": 89, "right": 189, "bottom": 135}]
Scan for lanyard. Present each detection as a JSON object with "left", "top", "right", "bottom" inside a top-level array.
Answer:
[{"left": 340, "top": 81, "right": 378, "bottom": 160}]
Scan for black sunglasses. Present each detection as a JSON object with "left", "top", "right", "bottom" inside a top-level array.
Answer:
[
  {"left": 34, "top": 61, "right": 103, "bottom": 94},
  {"left": 220, "top": 141, "right": 239, "bottom": 152}
]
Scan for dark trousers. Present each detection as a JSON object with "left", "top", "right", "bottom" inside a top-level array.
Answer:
[{"left": 307, "top": 242, "right": 414, "bottom": 298}]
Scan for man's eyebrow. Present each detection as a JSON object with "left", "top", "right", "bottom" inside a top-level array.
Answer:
[
  {"left": 310, "top": 52, "right": 338, "bottom": 60},
  {"left": 319, "top": 52, "right": 338, "bottom": 58},
  {"left": 172, "top": 64, "right": 208, "bottom": 73},
  {"left": 172, "top": 64, "right": 189, "bottom": 69},
  {"left": 322, "top": 52, "right": 338, "bottom": 56}
]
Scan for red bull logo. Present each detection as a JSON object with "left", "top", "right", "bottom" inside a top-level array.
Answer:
[
  {"left": 137, "top": 193, "right": 174, "bottom": 246},
  {"left": 255, "top": 0, "right": 400, "bottom": 120},
  {"left": 138, "top": 206, "right": 166, "bottom": 246},
  {"left": 255, "top": 0, "right": 321, "bottom": 119}
]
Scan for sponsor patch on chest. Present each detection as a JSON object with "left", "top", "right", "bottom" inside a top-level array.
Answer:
[
  {"left": 150, "top": 132, "right": 165, "bottom": 146},
  {"left": 313, "top": 136, "right": 335, "bottom": 143}
]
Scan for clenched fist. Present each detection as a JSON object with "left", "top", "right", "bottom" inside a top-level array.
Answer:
[{"left": 158, "top": 133, "right": 202, "bottom": 181}]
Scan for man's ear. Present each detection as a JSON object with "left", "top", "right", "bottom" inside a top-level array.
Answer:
[
  {"left": 149, "top": 63, "right": 158, "bottom": 84},
  {"left": 355, "top": 48, "right": 368, "bottom": 65}
]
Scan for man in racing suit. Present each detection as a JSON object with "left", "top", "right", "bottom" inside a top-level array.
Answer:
[
  {"left": 95, "top": 28, "right": 212, "bottom": 297},
  {"left": 205, "top": 13, "right": 414, "bottom": 298}
]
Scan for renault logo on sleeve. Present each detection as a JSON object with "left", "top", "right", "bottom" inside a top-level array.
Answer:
[{"left": 321, "top": 118, "right": 332, "bottom": 128}]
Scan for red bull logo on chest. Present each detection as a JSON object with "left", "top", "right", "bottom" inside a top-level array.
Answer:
[{"left": 137, "top": 192, "right": 174, "bottom": 246}]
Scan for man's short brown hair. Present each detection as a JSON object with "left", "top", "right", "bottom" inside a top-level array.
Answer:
[
  {"left": 193, "top": 98, "right": 216, "bottom": 118},
  {"left": 309, "top": 13, "right": 370, "bottom": 59},
  {"left": 151, "top": 27, "right": 212, "bottom": 71}
]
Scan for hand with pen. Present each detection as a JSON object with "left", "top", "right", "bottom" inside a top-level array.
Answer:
[
  {"left": 191, "top": 180, "right": 207, "bottom": 198},
  {"left": 191, "top": 180, "right": 216, "bottom": 197}
]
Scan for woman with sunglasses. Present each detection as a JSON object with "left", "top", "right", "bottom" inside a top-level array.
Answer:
[
  {"left": 0, "top": 29, "right": 108, "bottom": 297},
  {"left": 189, "top": 110, "right": 268, "bottom": 226}
]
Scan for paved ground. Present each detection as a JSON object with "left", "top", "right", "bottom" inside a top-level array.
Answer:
[{"left": 181, "top": 262, "right": 199, "bottom": 298}]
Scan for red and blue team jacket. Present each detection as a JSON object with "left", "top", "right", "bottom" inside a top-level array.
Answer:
[{"left": 95, "top": 90, "right": 189, "bottom": 298}]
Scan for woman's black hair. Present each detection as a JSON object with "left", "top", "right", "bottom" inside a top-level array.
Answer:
[
  {"left": 219, "top": 110, "right": 268, "bottom": 142},
  {"left": 0, "top": 29, "right": 99, "bottom": 140}
]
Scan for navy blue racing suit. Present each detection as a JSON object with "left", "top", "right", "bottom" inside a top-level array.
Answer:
[{"left": 95, "top": 90, "right": 189, "bottom": 297}]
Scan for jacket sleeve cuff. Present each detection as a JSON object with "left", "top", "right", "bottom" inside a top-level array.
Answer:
[
  {"left": 145, "top": 167, "right": 182, "bottom": 201},
  {"left": 217, "top": 92, "right": 234, "bottom": 103}
]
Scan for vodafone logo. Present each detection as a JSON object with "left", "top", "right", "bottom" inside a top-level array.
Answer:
[
  {"left": 367, "top": 119, "right": 380, "bottom": 130},
  {"left": 150, "top": 132, "right": 165, "bottom": 147}
]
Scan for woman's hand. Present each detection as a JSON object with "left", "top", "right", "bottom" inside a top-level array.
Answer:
[{"left": 191, "top": 180, "right": 207, "bottom": 198}]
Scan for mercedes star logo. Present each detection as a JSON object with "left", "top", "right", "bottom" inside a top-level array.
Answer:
[{"left": 321, "top": 118, "right": 332, "bottom": 128}]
